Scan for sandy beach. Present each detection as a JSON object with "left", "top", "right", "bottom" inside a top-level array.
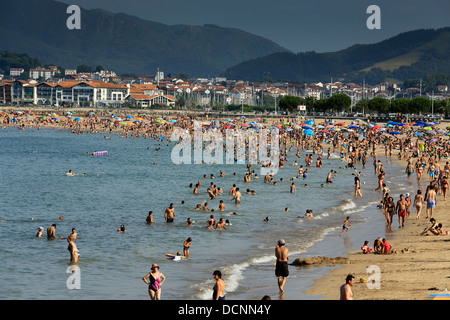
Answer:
[{"left": 306, "top": 131, "right": 450, "bottom": 300}]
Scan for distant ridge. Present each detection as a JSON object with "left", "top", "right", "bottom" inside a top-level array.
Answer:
[
  {"left": 222, "top": 27, "right": 450, "bottom": 84},
  {"left": 0, "top": 0, "right": 290, "bottom": 77}
]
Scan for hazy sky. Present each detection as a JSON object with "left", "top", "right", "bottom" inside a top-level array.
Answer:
[{"left": 58, "top": 0, "right": 449, "bottom": 53}]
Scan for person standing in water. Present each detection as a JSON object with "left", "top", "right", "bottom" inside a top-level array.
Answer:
[
  {"left": 212, "top": 270, "right": 226, "bottom": 300},
  {"left": 354, "top": 176, "right": 362, "bottom": 198},
  {"left": 164, "top": 203, "right": 176, "bottom": 223},
  {"left": 142, "top": 264, "right": 166, "bottom": 300},
  {"left": 183, "top": 237, "right": 192, "bottom": 259}
]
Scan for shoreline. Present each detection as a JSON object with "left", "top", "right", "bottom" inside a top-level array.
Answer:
[{"left": 305, "top": 148, "right": 450, "bottom": 300}]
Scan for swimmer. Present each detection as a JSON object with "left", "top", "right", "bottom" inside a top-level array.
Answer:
[
  {"left": 47, "top": 224, "right": 64, "bottom": 240},
  {"left": 146, "top": 211, "right": 155, "bottom": 224},
  {"left": 166, "top": 251, "right": 185, "bottom": 261},
  {"left": 305, "top": 209, "right": 313, "bottom": 218},
  {"left": 65, "top": 170, "right": 78, "bottom": 176},
  {"left": 290, "top": 183, "right": 296, "bottom": 193},
  {"left": 36, "top": 226, "right": 44, "bottom": 238},
  {"left": 117, "top": 225, "right": 126, "bottom": 233}
]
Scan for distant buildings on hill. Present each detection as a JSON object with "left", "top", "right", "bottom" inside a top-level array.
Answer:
[{"left": 1, "top": 67, "right": 449, "bottom": 108}]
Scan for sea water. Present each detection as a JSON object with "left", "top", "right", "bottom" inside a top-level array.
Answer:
[{"left": 0, "top": 127, "right": 417, "bottom": 300}]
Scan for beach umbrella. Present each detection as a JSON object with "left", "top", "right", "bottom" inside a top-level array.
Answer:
[
  {"left": 169, "top": 119, "right": 177, "bottom": 122},
  {"left": 306, "top": 120, "right": 314, "bottom": 125},
  {"left": 336, "top": 122, "right": 344, "bottom": 126},
  {"left": 242, "top": 123, "right": 251, "bottom": 127},
  {"left": 349, "top": 125, "right": 359, "bottom": 129},
  {"left": 75, "top": 117, "right": 82, "bottom": 121},
  {"left": 304, "top": 129, "right": 314, "bottom": 136},
  {"left": 389, "top": 131, "right": 402, "bottom": 135},
  {"left": 133, "top": 120, "right": 141, "bottom": 123},
  {"left": 285, "top": 128, "right": 293, "bottom": 132},
  {"left": 424, "top": 127, "right": 432, "bottom": 130},
  {"left": 126, "top": 115, "right": 133, "bottom": 119},
  {"left": 425, "top": 130, "right": 436, "bottom": 135},
  {"left": 303, "top": 126, "right": 313, "bottom": 130},
  {"left": 413, "top": 132, "right": 423, "bottom": 136}
]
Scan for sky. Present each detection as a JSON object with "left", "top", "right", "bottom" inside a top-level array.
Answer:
[{"left": 58, "top": 0, "right": 450, "bottom": 53}]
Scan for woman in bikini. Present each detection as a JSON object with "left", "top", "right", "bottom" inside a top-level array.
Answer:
[
  {"left": 142, "top": 263, "right": 166, "bottom": 300},
  {"left": 384, "top": 196, "right": 395, "bottom": 229},
  {"left": 441, "top": 176, "right": 449, "bottom": 201}
]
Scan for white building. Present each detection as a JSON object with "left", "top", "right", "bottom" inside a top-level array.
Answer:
[
  {"left": 10, "top": 68, "right": 24, "bottom": 77},
  {"left": 29, "top": 68, "right": 56, "bottom": 80}
]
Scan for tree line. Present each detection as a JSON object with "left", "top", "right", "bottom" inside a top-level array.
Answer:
[{"left": 278, "top": 94, "right": 450, "bottom": 115}]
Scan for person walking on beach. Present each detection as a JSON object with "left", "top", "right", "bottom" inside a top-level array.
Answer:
[
  {"left": 396, "top": 194, "right": 407, "bottom": 228},
  {"left": 340, "top": 274, "right": 355, "bottom": 300},
  {"left": 354, "top": 176, "right": 362, "bottom": 198},
  {"left": 414, "top": 190, "right": 424, "bottom": 219},
  {"left": 339, "top": 217, "right": 351, "bottom": 236},
  {"left": 142, "top": 263, "right": 166, "bottom": 300},
  {"left": 425, "top": 185, "right": 437, "bottom": 218},
  {"left": 164, "top": 203, "right": 176, "bottom": 223},
  {"left": 275, "top": 239, "right": 289, "bottom": 293},
  {"left": 384, "top": 196, "right": 395, "bottom": 229}
]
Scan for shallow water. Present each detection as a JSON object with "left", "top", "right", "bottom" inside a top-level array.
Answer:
[{"left": 0, "top": 127, "right": 416, "bottom": 300}]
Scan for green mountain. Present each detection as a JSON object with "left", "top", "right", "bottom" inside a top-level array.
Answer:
[
  {"left": 222, "top": 28, "right": 450, "bottom": 84},
  {"left": 0, "top": 0, "right": 289, "bottom": 77}
]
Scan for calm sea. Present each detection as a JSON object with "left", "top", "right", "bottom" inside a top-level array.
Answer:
[{"left": 0, "top": 126, "right": 417, "bottom": 300}]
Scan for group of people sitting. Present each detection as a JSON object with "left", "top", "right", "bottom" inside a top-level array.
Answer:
[{"left": 361, "top": 237, "right": 392, "bottom": 254}]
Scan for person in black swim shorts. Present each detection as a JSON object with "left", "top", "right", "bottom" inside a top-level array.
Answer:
[{"left": 275, "top": 239, "right": 289, "bottom": 293}]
